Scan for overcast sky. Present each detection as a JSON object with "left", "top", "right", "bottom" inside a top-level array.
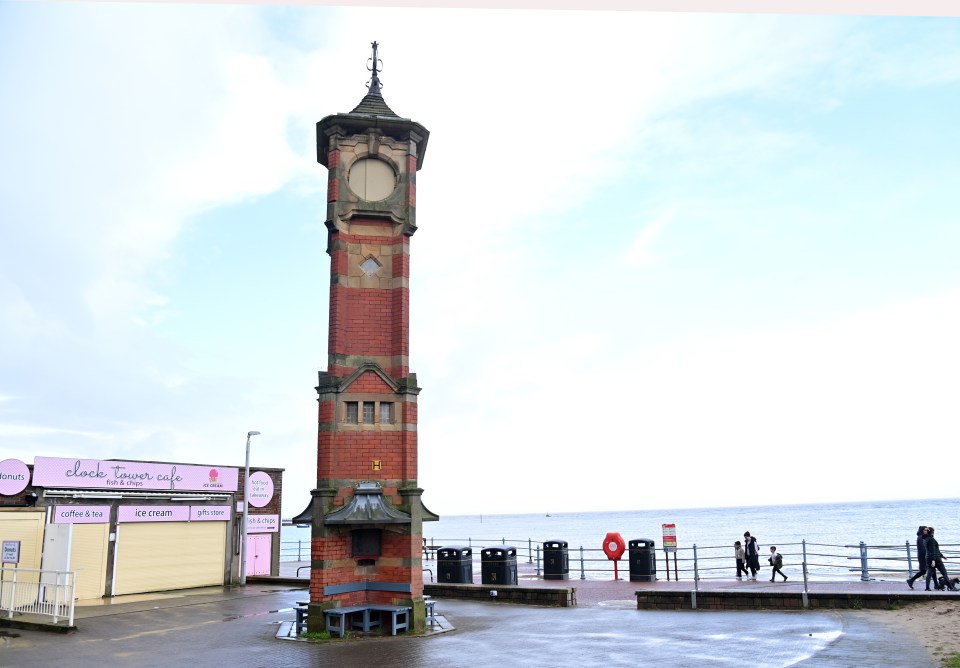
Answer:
[{"left": 1, "top": 2, "right": 958, "bottom": 517}]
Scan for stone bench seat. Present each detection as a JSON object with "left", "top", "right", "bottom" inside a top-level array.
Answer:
[
  {"left": 294, "top": 601, "right": 309, "bottom": 635},
  {"left": 323, "top": 604, "right": 411, "bottom": 638}
]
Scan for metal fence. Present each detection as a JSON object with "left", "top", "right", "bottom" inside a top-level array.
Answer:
[
  {"left": 0, "top": 566, "right": 76, "bottom": 626},
  {"left": 281, "top": 536, "right": 955, "bottom": 585}
]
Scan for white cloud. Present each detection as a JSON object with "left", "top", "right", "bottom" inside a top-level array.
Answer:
[
  {"left": 421, "top": 284, "right": 960, "bottom": 514},
  {"left": 2, "top": 5, "right": 959, "bottom": 517},
  {"left": 624, "top": 207, "right": 676, "bottom": 268}
]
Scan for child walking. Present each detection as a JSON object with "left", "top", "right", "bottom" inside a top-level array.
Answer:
[
  {"left": 735, "top": 541, "right": 749, "bottom": 580},
  {"left": 769, "top": 546, "right": 787, "bottom": 582}
]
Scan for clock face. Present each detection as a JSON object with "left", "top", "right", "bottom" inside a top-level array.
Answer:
[{"left": 347, "top": 158, "right": 396, "bottom": 202}]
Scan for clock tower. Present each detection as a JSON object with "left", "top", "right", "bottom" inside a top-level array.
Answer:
[{"left": 305, "top": 43, "right": 436, "bottom": 632}]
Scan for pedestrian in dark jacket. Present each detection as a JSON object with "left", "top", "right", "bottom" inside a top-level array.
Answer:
[
  {"left": 907, "top": 526, "right": 928, "bottom": 589},
  {"left": 743, "top": 532, "right": 760, "bottom": 579},
  {"left": 768, "top": 546, "right": 787, "bottom": 582},
  {"left": 924, "top": 526, "right": 957, "bottom": 591}
]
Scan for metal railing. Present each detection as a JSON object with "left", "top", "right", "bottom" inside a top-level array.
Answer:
[
  {"left": 280, "top": 540, "right": 310, "bottom": 562},
  {"left": 279, "top": 536, "right": 956, "bottom": 586},
  {"left": 0, "top": 566, "right": 76, "bottom": 626}
]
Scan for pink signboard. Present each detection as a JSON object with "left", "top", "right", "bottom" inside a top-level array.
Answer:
[
  {"left": 246, "top": 471, "right": 274, "bottom": 508},
  {"left": 0, "top": 458, "right": 30, "bottom": 496},
  {"left": 247, "top": 514, "right": 279, "bottom": 533},
  {"left": 54, "top": 506, "right": 110, "bottom": 524},
  {"left": 33, "top": 456, "right": 239, "bottom": 492},
  {"left": 189, "top": 506, "right": 231, "bottom": 521},
  {"left": 118, "top": 505, "right": 191, "bottom": 523}
]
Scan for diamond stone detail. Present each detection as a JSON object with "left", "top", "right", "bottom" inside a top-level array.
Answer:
[{"left": 360, "top": 256, "right": 382, "bottom": 276}]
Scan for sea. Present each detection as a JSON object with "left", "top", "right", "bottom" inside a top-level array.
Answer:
[{"left": 280, "top": 497, "right": 958, "bottom": 580}]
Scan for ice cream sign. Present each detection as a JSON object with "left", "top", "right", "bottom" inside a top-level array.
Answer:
[{"left": 32, "top": 456, "right": 239, "bottom": 492}]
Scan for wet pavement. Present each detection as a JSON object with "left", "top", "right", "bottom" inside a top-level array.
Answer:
[{"left": 0, "top": 575, "right": 939, "bottom": 668}]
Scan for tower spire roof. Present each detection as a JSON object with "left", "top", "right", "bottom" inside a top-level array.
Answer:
[
  {"left": 349, "top": 41, "right": 399, "bottom": 118},
  {"left": 316, "top": 41, "right": 429, "bottom": 170}
]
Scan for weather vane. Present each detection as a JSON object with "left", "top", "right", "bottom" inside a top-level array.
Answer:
[{"left": 366, "top": 41, "right": 383, "bottom": 95}]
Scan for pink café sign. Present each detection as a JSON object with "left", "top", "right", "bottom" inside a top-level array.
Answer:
[
  {"left": 246, "top": 471, "right": 274, "bottom": 508},
  {"left": 54, "top": 506, "right": 110, "bottom": 524},
  {"left": 32, "top": 456, "right": 239, "bottom": 492},
  {"left": 0, "top": 459, "right": 31, "bottom": 496}
]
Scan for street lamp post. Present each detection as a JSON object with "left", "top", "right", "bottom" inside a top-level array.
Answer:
[{"left": 239, "top": 430, "right": 260, "bottom": 585}]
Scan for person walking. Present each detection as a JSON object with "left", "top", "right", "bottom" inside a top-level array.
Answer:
[
  {"left": 906, "top": 526, "right": 928, "bottom": 589},
  {"left": 924, "top": 526, "right": 957, "bottom": 591},
  {"left": 743, "top": 532, "right": 760, "bottom": 580},
  {"left": 734, "top": 541, "right": 749, "bottom": 580},
  {"left": 768, "top": 545, "right": 787, "bottom": 582}
]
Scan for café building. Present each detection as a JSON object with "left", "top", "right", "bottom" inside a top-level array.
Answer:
[{"left": 0, "top": 456, "right": 283, "bottom": 600}]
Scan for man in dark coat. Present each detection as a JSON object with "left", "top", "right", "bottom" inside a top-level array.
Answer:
[
  {"left": 924, "top": 526, "right": 957, "bottom": 591},
  {"left": 743, "top": 532, "right": 760, "bottom": 579},
  {"left": 907, "top": 526, "right": 928, "bottom": 589}
]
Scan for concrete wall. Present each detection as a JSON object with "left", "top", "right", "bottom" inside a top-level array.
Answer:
[{"left": 425, "top": 583, "right": 576, "bottom": 607}]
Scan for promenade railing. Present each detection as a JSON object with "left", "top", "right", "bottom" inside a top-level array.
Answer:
[
  {"left": 281, "top": 537, "right": 956, "bottom": 585},
  {"left": 0, "top": 565, "right": 76, "bottom": 626}
]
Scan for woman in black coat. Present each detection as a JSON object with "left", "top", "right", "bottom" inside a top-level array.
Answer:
[
  {"left": 924, "top": 526, "right": 957, "bottom": 591},
  {"left": 907, "top": 526, "right": 928, "bottom": 589}
]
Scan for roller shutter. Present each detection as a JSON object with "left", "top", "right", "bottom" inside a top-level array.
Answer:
[
  {"left": 114, "top": 522, "right": 226, "bottom": 595},
  {"left": 70, "top": 523, "right": 109, "bottom": 600},
  {"left": 0, "top": 511, "right": 45, "bottom": 569}
]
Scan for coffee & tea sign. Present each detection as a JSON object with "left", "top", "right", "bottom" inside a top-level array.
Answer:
[{"left": 32, "top": 456, "right": 239, "bottom": 492}]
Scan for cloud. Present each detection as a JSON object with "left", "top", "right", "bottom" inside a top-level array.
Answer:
[{"left": 624, "top": 207, "right": 676, "bottom": 268}]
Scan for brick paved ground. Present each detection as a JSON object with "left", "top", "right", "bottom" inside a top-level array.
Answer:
[
  {"left": 0, "top": 580, "right": 938, "bottom": 668},
  {"left": 280, "top": 557, "right": 960, "bottom": 607}
]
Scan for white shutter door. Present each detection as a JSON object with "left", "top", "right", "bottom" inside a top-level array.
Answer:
[
  {"left": 114, "top": 522, "right": 226, "bottom": 595},
  {"left": 70, "top": 523, "right": 109, "bottom": 600},
  {"left": 0, "top": 511, "right": 45, "bottom": 569}
]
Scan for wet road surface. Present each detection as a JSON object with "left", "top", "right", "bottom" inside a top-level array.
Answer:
[{"left": 0, "top": 587, "right": 934, "bottom": 667}]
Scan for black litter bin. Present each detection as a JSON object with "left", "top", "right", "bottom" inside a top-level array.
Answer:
[
  {"left": 629, "top": 539, "right": 657, "bottom": 582},
  {"left": 437, "top": 546, "right": 473, "bottom": 584},
  {"left": 543, "top": 540, "right": 569, "bottom": 580},
  {"left": 481, "top": 545, "right": 518, "bottom": 585}
]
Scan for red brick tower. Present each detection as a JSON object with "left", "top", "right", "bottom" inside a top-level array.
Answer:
[{"left": 305, "top": 43, "right": 436, "bottom": 632}]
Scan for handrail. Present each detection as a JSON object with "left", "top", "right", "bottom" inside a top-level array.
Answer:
[
  {"left": 0, "top": 565, "right": 76, "bottom": 626},
  {"left": 277, "top": 536, "right": 957, "bottom": 586}
]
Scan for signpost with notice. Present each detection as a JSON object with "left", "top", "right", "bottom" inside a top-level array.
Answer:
[
  {"left": 1, "top": 541, "right": 20, "bottom": 564},
  {"left": 662, "top": 523, "right": 678, "bottom": 580}
]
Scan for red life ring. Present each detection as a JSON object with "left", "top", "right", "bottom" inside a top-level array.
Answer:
[{"left": 602, "top": 532, "right": 625, "bottom": 560}]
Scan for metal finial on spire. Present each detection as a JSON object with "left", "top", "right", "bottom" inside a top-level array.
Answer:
[{"left": 366, "top": 41, "right": 383, "bottom": 97}]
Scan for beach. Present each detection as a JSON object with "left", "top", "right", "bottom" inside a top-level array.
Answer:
[{"left": 874, "top": 598, "right": 960, "bottom": 664}]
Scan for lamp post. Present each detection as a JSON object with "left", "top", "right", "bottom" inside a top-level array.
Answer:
[{"left": 239, "top": 430, "right": 260, "bottom": 585}]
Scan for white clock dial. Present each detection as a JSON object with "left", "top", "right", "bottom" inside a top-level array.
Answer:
[{"left": 347, "top": 158, "right": 396, "bottom": 201}]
